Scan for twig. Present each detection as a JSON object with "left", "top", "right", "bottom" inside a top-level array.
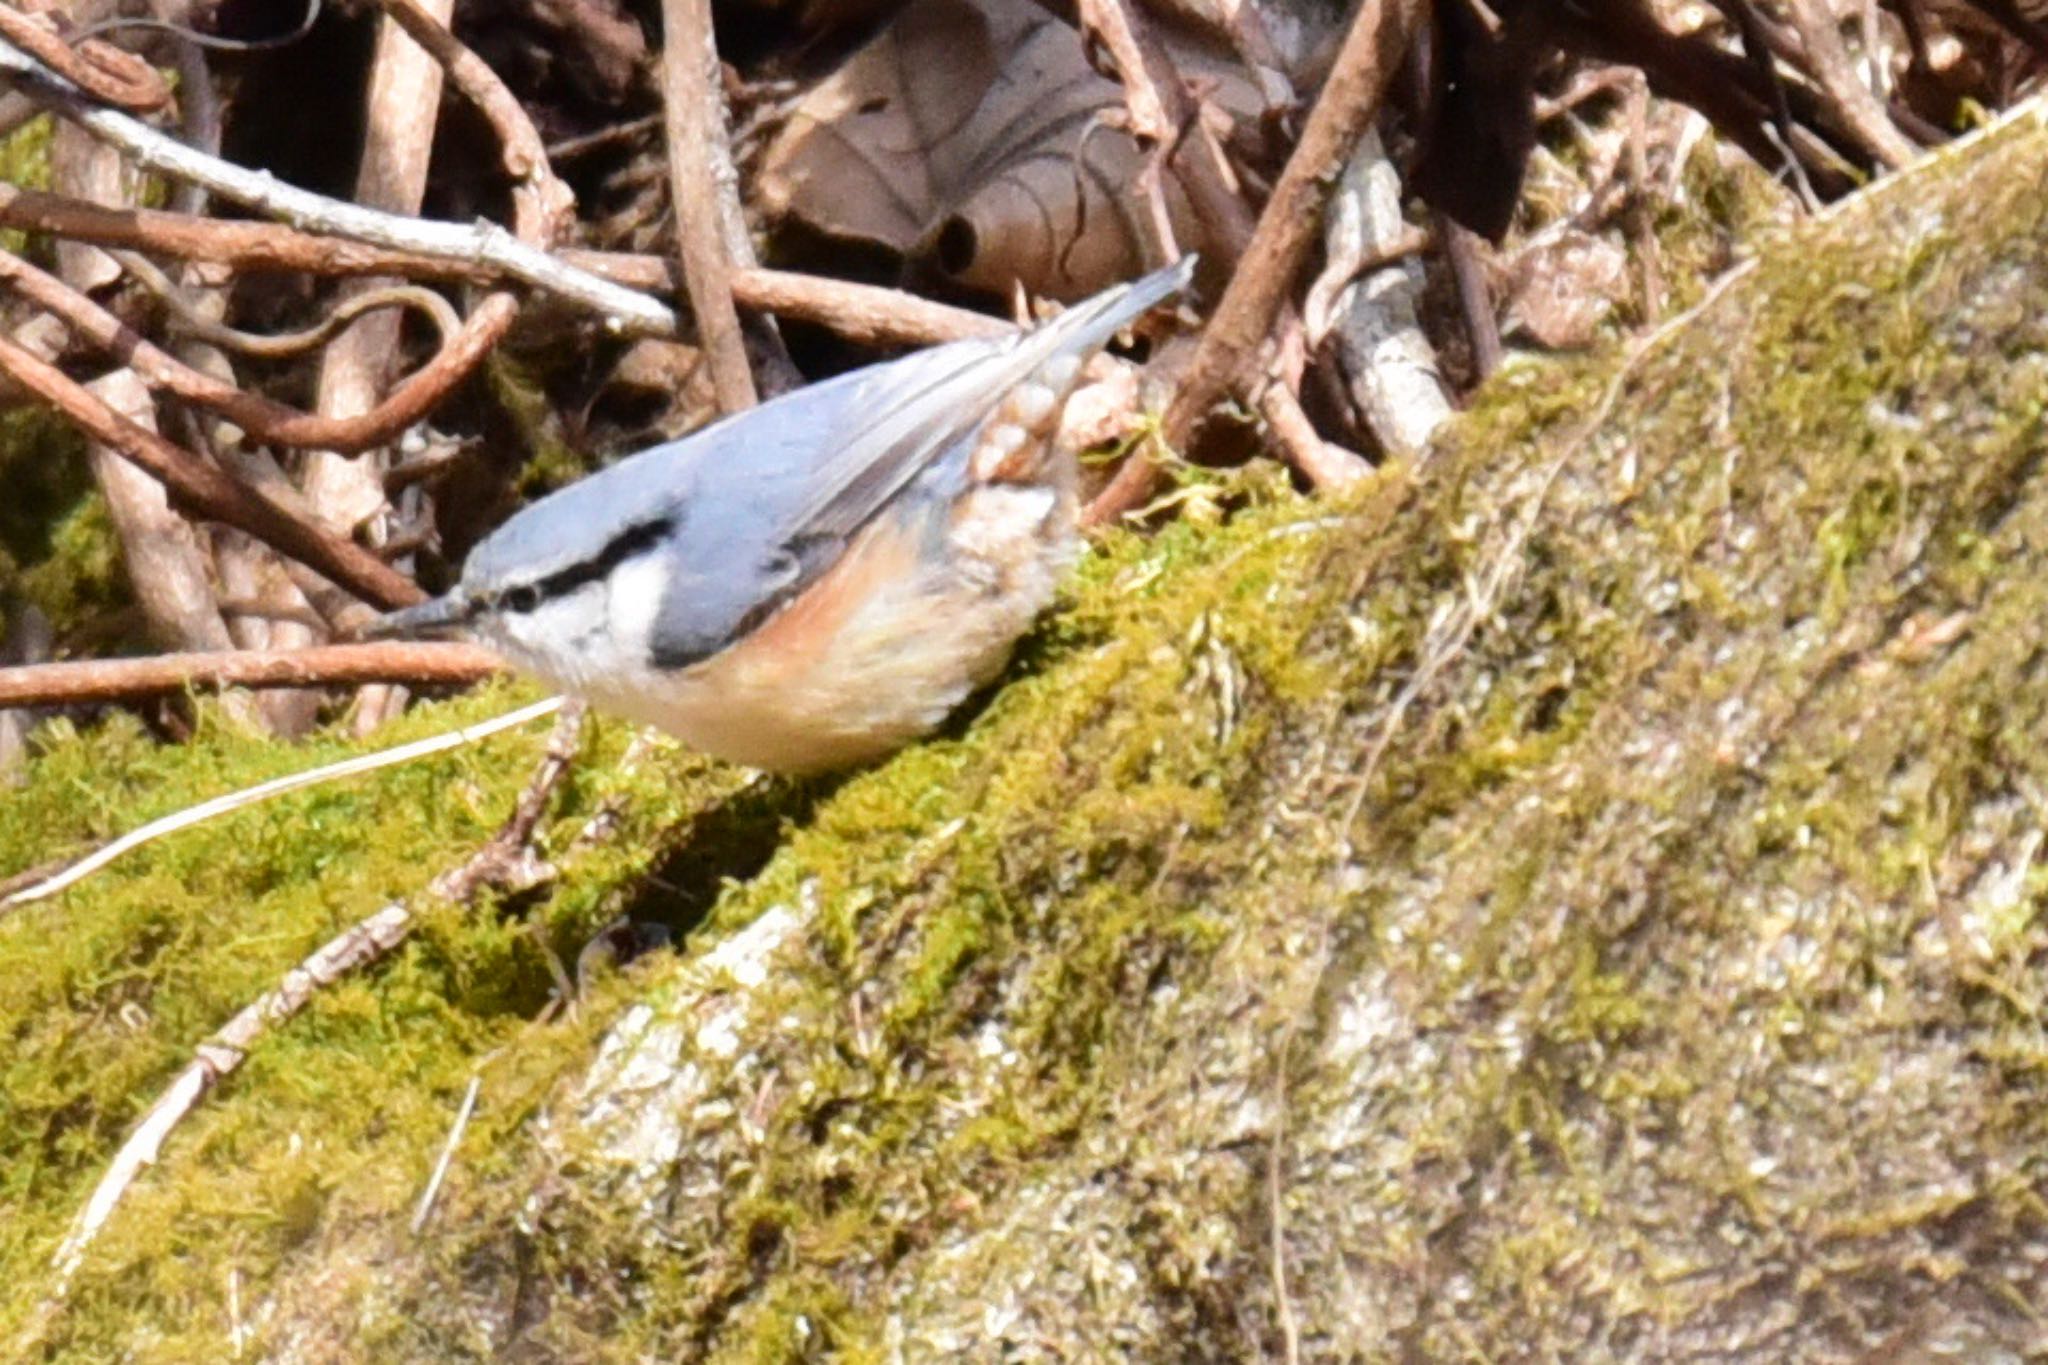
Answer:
[
  {"left": 1303, "top": 129, "right": 1448, "bottom": 461},
  {"left": 719, "top": 263, "right": 1004, "bottom": 348},
  {"left": 546, "top": 112, "right": 662, "bottom": 162},
  {"left": 1, "top": 245, "right": 466, "bottom": 453},
  {"left": 316, "top": 0, "right": 465, "bottom": 733},
  {"left": 411, "top": 1074, "right": 482, "bottom": 1234},
  {"left": 1079, "top": 0, "right": 1256, "bottom": 253},
  {"left": 1621, "top": 77, "right": 1664, "bottom": 325},
  {"left": 659, "top": 0, "right": 755, "bottom": 412},
  {"left": 0, "top": 5, "right": 168, "bottom": 111},
  {"left": 1781, "top": 0, "right": 1920, "bottom": 169},
  {"left": 1258, "top": 382, "right": 1371, "bottom": 491},
  {"left": 0, "top": 640, "right": 502, "bottom": 709},
  {"left": 1077, "top": 0, "right": 1172, "bottom": 144},
  {"left": 1553, "top": 0, "right": 1855, "bottom": 199},
  {"left": 0, "top": 332, "right": 424, "bottom": 607},
  {"left": 1443, "top": 216, "right": 1502, "bottom": 380},
  {"left": 430, "top": 699, "right": 588, "bottom": 902},
  {"left": 43, "top": 700, "right": 586, "bottom": 1294},
  {"left": 382, "top": 439, "right": 476, "bottom": 493},
  {"left": 0, "top": 193, "right": 519, "bottom": 457},
  {"left": 1139, "top": 0, "right": 1293, "bottom": 110},
  {"left": 4, "top": 694, "right": 555, "bottom": 908},
  {"left": 119, "top": 250, "right": 459, "bottom": 359},
  {"left": 0, "top": 185, "right": 1010, "bottom": 349},
  {"left": 0, "top": 35, "right": 674, "bottom": 336},
  {"left": 74, "top": 369, "right": 240, "bottom": 658},
  {"left": 1302, "top": 223, "right": 1432, "bottom": 331},
  {"left": 1086, "top": 0, "right": 1426, "bottom": 523}
]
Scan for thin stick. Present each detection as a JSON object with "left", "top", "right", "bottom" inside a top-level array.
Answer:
[
  {"left": 1782, "top": 0, "right": 1920, "bottom": 168},
  {"left": 658, "top": 0, "right": 756, "bottom": 411},
  {"left": 0, "top": 332, "right": 425, "bottom": 607},
  {"left": 1077, "top": 0, "right": 1171, "bottom": 144},
  {"left": 1443, "top": 216, "right": 1502, "bottom": 380},
  {"left": 114, "top": 248, "right": 460, "bottom": 358},
  {"left": 411, "top": 1074, "right": 482, "bottom": 1234},
  {"left": 0, "top": 185, "right": 1009, "bottom": 349},
  {"left": 1078, "top": 0, "right": 1256, "bottom": 252},
  {"left": 47, "top": 903, "right": 410, "bottom": 1291},
  {"left": 1258, "top": 383, "right": 1370, "bottom": 491},
  {"left": 44, "top": 701, "right": 586, "bottom": 1293},
  {"left": 0, "top": 5, "right": 168, "bottom": 111},
  {"left": 0, "top": 641, "right": 503, "bottom": 708},
  {"left": 1085, "top": 0, "right": 1426, "bottom": 523},
  {"left": 4, "top": 695, "right": 557, "bottom": 908},
  {"left": 314, "top": 0, "right": 462, "bottom": 734},
  {"left": 0, "top": 245, "right": 475, "bottom": 454},
  {"left": 0, "top": 36, "right": 674, "bottom": 336}
]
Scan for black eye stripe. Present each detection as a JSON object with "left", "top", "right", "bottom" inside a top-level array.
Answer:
[{"left": 495, "top": 516, "right": 673, "bottom": 614}]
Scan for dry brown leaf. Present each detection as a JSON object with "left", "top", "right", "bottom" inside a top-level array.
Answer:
[
  {"left": 756, "top": 0, "right": 1250, "bottom": 300},
  {"left": 1500, "top": 229, "right": 1631, "bottom": 349}
]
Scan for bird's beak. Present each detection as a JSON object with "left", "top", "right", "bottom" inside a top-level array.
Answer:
[{"left": 363, "top": 592, "right": 474, "bottom": 640}]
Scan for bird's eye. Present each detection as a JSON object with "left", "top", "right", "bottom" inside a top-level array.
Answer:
[{"left": 503, "top": 584, "right": 542, "bottom": 614}]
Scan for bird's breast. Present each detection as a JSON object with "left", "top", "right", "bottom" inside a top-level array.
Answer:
[{"left": 564, "top": 484, "right": 1074, "bottom": 773}]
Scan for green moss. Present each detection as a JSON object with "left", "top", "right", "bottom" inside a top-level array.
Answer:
[
  {"left": 0, "top": 406, "right": 127, "bottom": 644},
  {"left": 0, "top": 113, "right": 52, "bottom": 255},
  {"left": 11, "top": 106, "right": 2048, "bottom": 1361},
  {"left": 485, "top": 352, "right": 595, "bottom": 496},
  {"left": 0, "top": 170, "right": 130, "bottom": 644}
]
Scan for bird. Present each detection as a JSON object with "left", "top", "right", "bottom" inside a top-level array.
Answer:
[{"left": 370, "top": 258, "right": 1195, "bottom": 774}]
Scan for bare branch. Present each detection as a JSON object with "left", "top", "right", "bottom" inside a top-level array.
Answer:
[
  {"left": 0, "top": 642, "right": 502, "bottom": 708},
  {"left": 660, "top": 0, "right": 757, "bottom": 411},
  {"left": 117, "top": 251, "right": 460, "bottom": 359},
  {"left": 1077, "top": 0, "right": 1173, "bottom": 144},
  {"left": 1258, "top": 383, "right": 1371, "bottom": 492},
  {"left": 1087, "top": 0, "right": 1426, "bottom": 523},
  {"left": 0, "top": 5, "right": 168, "bottom": 112},
  {"left": 1304, "top": 129, "right": 1450, "bottom": 463},
  {"left": 44, "top": 698, "right": 582, "bottom": 1294},
  {"left": 0, "top": 35, "right": 675, "bottom": 336},
  {"left": 5, "top": 694, "right": 555, "bottom": 909},
  {"left": 0, "top": 332, "right": 425, "bottom": 607},
  {"left": 1782, "top": 0, "right": 1921, "bottom": 168},
  {"left": 411, "top": 1075, "right": 482, "bottom": 1234},
  {"left": 314, "top": 0, "right": 464, "bottom": 734},
  {"left": 0, "top": 246, "right": 484, "bottom": 453},
  {"left": 0, "top": 185, "right": 1010, "bottom": 349}
]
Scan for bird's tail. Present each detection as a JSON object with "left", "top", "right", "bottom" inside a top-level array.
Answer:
[
  {"left": 970, "top": 256, "right": 1197, "bottom": 485},
  {"left": 1017, "top": 256, "right": 1197, "bottom": 373}
]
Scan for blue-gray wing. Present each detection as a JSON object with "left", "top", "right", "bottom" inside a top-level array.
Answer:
[
  {"left": 650, "top": 259, "right": 1192, "bottom": 663},
  {"left": 472, "top": 260, "right": 1191, "bottom": 667}
]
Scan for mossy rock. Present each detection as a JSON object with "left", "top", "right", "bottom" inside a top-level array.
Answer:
[{"left": 8, "top": 107, "right": 2048, "bottom": 1359}]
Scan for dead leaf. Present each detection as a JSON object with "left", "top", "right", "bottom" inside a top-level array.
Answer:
[
  {"left": 1500, "top": 229, "right": 1631, "bottom": 349},
  {"left": 757, "top": 0, "right": 1250, "bottom": 300}
]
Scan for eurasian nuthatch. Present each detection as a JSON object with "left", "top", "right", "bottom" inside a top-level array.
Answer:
[{"left": 371, "top": 259, "right": 1193, "bottom": 773}]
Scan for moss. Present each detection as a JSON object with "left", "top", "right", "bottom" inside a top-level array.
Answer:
[
  {"left": 0, "top": 113, "right": 52, "bottom": 254},
  {"left": 0, "top": 116, "right": 130, "bottom": 646},
  {"left": 0, "top": 406, "right": 127, "bottom": 644},
  {"left": 485, "top": 352, "right": 595, "bottom": 497},
  {"left": 11, "top": 107, "right": 2048, "bottom": 1361}
]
